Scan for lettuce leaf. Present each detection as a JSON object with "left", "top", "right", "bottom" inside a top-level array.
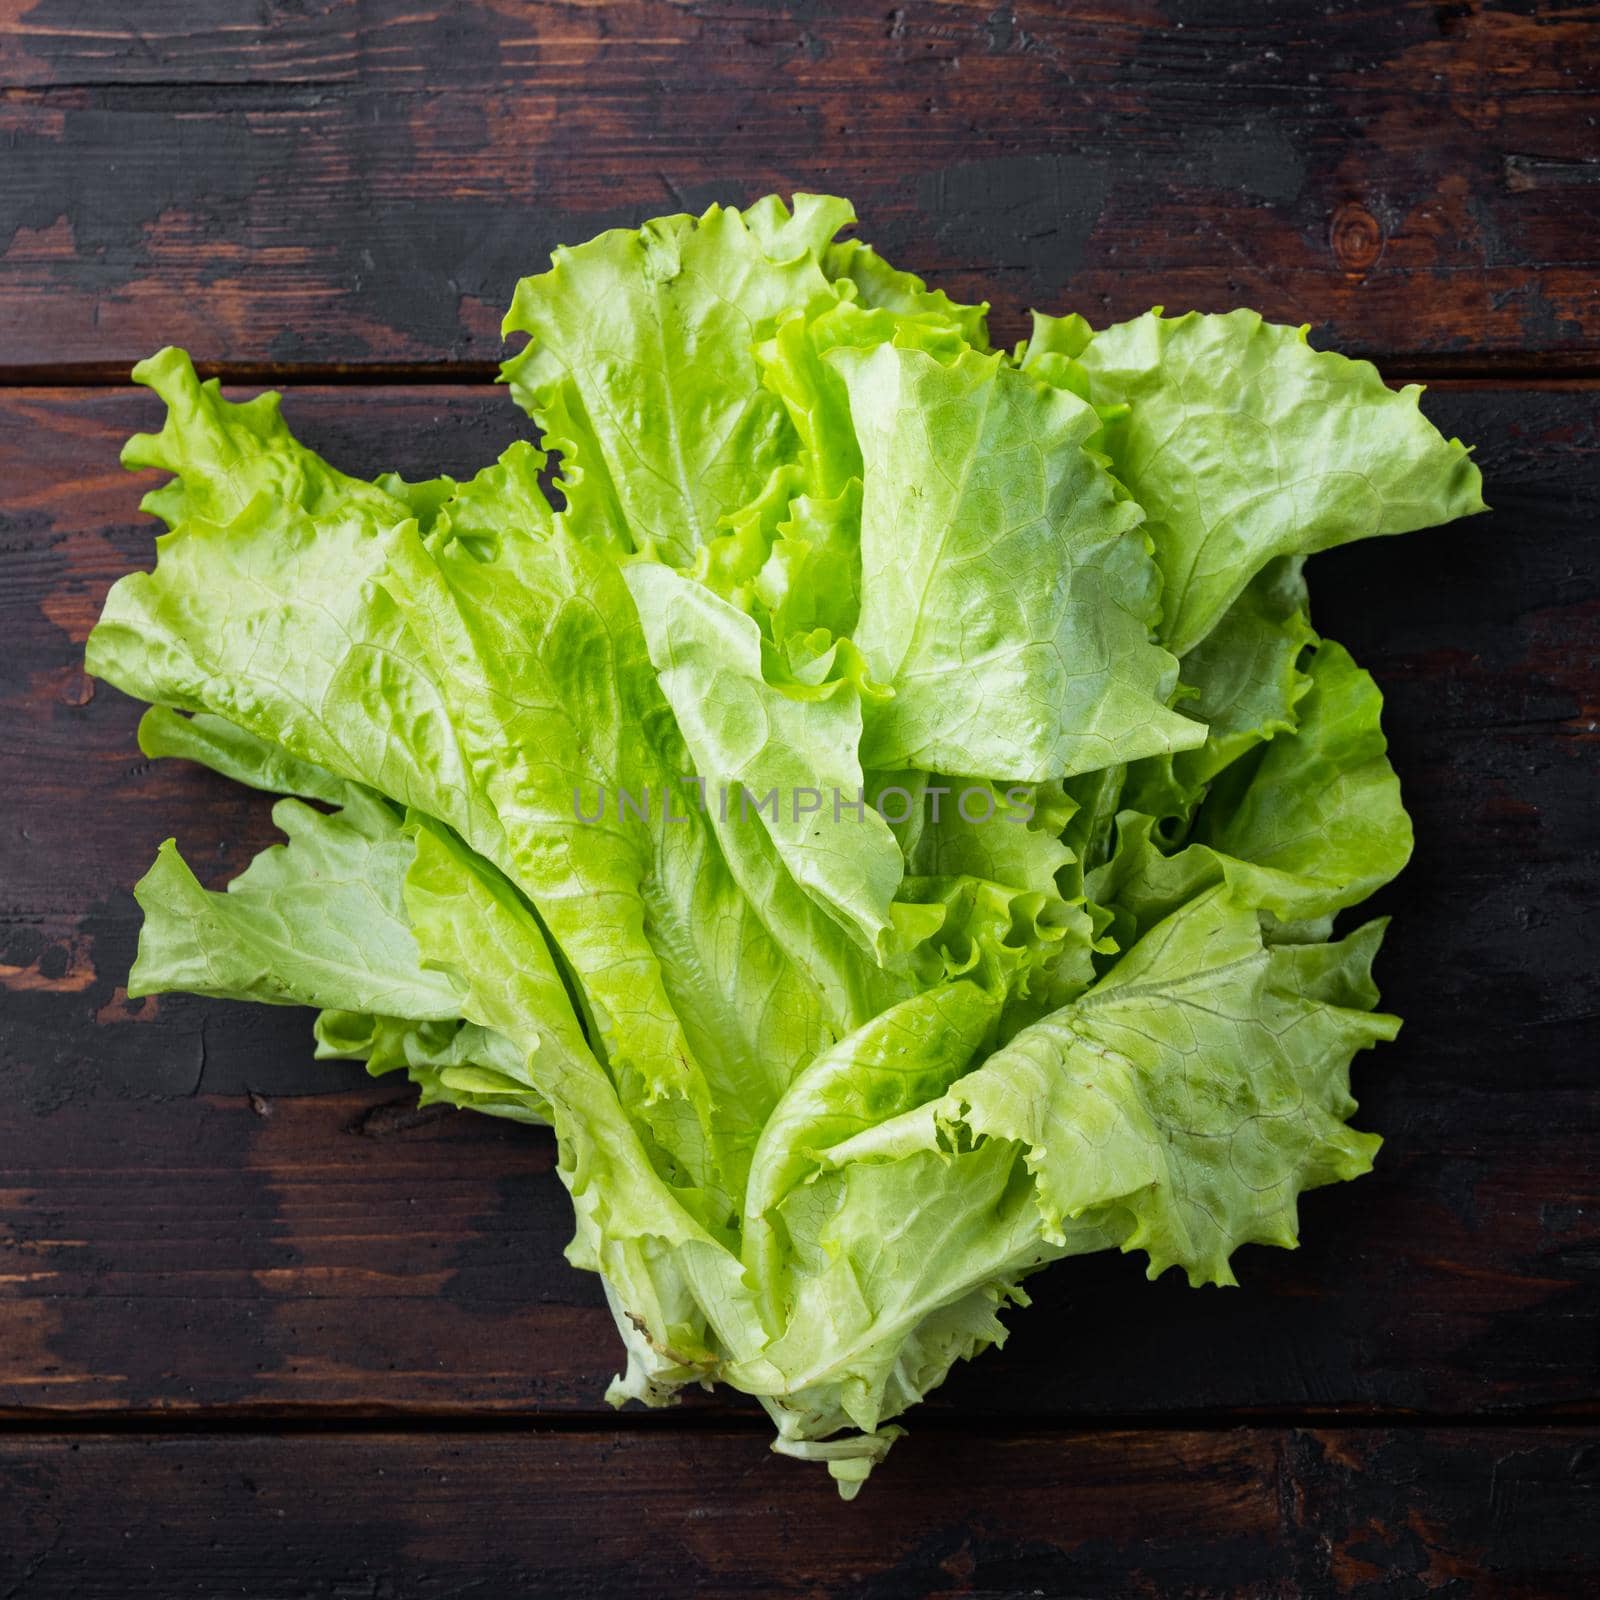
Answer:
[
  {"left": 1036, "top": 308, "right": 1489, "bottom": 655},
  {"left": 501, "top": 194, "right": 855, "bottom": 563},
  {"left": 129, "top": 790, "right": 459, "bottom": 1021},
  {"left": 86, "top": 195, "right": 1486, "bottom": 1496},
  {"left": 837, "top": 341, "right": 1205, "bottom": 779}
]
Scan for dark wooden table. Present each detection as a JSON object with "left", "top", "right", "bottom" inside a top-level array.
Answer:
[{"left": 2, "top": 4, "right": 1597, "bottom": 1595}]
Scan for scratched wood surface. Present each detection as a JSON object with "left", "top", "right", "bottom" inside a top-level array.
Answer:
[
  {"left": 2, "top": 2, "right": 1599, "bottom": 1595},
  {"left": 2, "top": 0, "right": 1599, "bottom": 376},
  {"left": 3, "top": 1428, "right": 1597, "bottom": 1598}
]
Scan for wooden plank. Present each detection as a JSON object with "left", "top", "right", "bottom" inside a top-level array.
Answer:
[
  {"left": 1, "top": 1077, "right": 1594, "bottom": 1420},
  {"left": 1, "top": 383, "right": 1595, "bottom": 1421},
  {"left": 1, "top": 2, "right": 1597, "bottom": 372},
  {"left": 1, "top": 1426, "right": 1596, "bottom": 1597}
]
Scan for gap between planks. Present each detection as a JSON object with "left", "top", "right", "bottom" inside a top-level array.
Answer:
[
  {"left": 5, "top": 357, "right": 1600, "bottom": 390},
  {"left": 0, "top": 1407, "right": 1594, "bottom": 1439}
]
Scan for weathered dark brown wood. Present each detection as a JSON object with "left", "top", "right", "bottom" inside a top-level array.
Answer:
[
  {"left": 3, "top": 1075, "right": 1596, "bottom": 1421},
  {"left": 1, "top": 1426, "right": 1595, "bottom": 1597},
  {"left": 2, "top": 6, "right": 1595, "bottom": 1587},
  {"left": 1, "top": 1, "right": 1598, "bottom": 373},
  {"left": 1, "top": 381, "right": 1596, "bottom": 1424}
]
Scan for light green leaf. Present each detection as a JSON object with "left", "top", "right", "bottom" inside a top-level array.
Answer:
[
  {"left": 1120, "top": 555, "right": 1316, "bottom": 830},
  {"left": 400, "top": 813, "right": 769, "bottom": 1384},
  {"left": 431, "top": 441, "right": 554, "bottom": 548},
  {"left": 1092, "top": 638, "right": 1412, "bottom": 938},
  {"left": 120, "top": 347, "right": 405, "bottom": 532},
  {"left": 314, "top": 1009, "right": 552, "bottom": 1126},
  {"left": 623, "top": 560, "right": 905, "bottom": 962},
  {"left": 834, "top": 342, "right": 1205, "bottom": 779},
  {"left": 128, "top": 791, "right": 460, "bottom": 1022},
  {"left": 502, "top": 194, "right": 854, "bottom": 563},
  {"left": 87, "top": 363, "right": 478, "bottom": 837},
  {"left": 377, "top": 520, "right": 839, "bottom": 1209},
  {"left": 138, "top": 706, "right": 354, "bottom": 806},
  {"left": 930, "top": 887, "right": 1396, "bottom": 1286},
  {"left": 823, "top": 236, "right": 990, "bottom": 349},
  {"left": 1074, "top": 309, "right": 1488, "bottom": 654}
]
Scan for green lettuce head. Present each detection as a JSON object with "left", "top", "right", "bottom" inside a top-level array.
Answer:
[{"left": 86, "top": 195, "right": 1486, "bottom": 1496}]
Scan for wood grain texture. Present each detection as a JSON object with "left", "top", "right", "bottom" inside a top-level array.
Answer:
[
  {"left": 3, "top": 5, "right": 1596, "bottom": 1586},
  {"left": 1, "top": 381, "right": 1595, "bottom": 1422},
  {"left": 1, "top": 1426, "right": 1596, "bottom": 1598},
  {"left": 2, "top": 0, "right": 1598, "bottom": 373}
]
